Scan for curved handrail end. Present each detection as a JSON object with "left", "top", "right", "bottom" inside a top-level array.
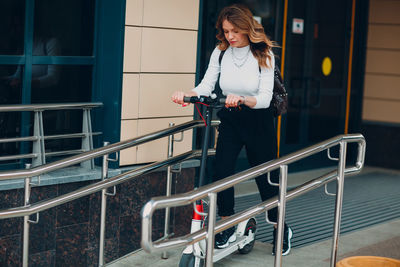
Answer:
[{"left": 141, "top": 200, "right": 155, "bottom": 219}]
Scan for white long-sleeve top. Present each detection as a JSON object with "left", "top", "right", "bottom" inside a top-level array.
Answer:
[{"left": 192, "top": 45, "right": 275, "bottom": 109}]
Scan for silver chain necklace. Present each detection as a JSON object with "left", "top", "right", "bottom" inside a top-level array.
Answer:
[{"left": 231, "top": 46, "right": 250, "bottom": 68}]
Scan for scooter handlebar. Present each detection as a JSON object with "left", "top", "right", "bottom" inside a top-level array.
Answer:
[
  {"left": 183, "top": 96, "right": 225, "bottom": 105},
  {"left": 183, "top": 96, "right": 199, "bottom": 103},
  {"left": 182, "top": 96, "right": 241, "bottom": 106},
  {"left": 219, "top": 98, "right": 244, "bottom": 106}
]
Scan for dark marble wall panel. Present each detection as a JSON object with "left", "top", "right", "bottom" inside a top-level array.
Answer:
[
  {"left": 0, "top": 188, "right": 23, "bottom": 238},
  {"left": 29, "top": 250, "right": 55, "bottom": 267},
  {"left": 105, "top": 189, "right": 121, "bottom": 239},
  {"left": 87, "top": 189, "right": 121, "bottom": 267},
  {"left": 118, "top": 213, "right": 141, "bottom": 257},
  {"left": 88, "top": 191, "right": 101, "bottom": 245},
  {"left": 55, "top": 223, "right": 89, "bottom": 267},
  {"left": 174, "top": 168, "right": 195, "bottom": 194},
  {"left": 0, "top": 167, "right": 196, "bottom": 266},
  {"left": 153, "top": 209, "right": 166, "bottom": 232},
  {"left": 118, "top": 176, "right": 148, "bottom": 218},
  {"left": 0, "top": 235, "right": 21, "bottom": 266},
  {"left": 172, "top": 205, "right": 194, "bottom": 238},
  {"left": 104, "top": 237, "right": 119, "bottom": 264},
  {"left": 56, "top": 181, "right": 92, "bottom": 228},
  {"left": 86, "top": 242, "right": 98, "bottom": 267},
  {"left": 30, "top": 185, "right": 58, "bottom": 254}
]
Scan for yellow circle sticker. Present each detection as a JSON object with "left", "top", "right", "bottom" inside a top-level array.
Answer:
[{"left": 322, "top": 57, "right": 332, "bottom": 76}]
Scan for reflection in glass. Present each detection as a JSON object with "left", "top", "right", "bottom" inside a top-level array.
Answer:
[
  {"left": 30, "top": 63, "right": 61, "bottom": 103},
  {"left": 42, "top": 109, "right": 83, "bottom": 156},
  {"left": 0, "top": 0, "right": 25, "bottom": 55},
  {"left": 31, "top": 65, "right": 91, "bottom": 103},
  {"left": 34, "top": 0, "right": 95, "bottom": 56},
  {"left": 239, "top": 0, "right": 277, "bottom": 38},
  {"left": 308, "top": 95, "right": 342, "bottom": 142},
  {"left": 31, "top": 65, "right": 92, "bottom": 156},
  {"left": 0, "top": 65, "right": 24, "bottom": 159},
  {"left": 0, "top": 65, "right": 23, "bottom": 104}
]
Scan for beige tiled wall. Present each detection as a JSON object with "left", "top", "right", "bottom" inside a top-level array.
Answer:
[
  {"left": 139, "top": 74, "right": 194, "bottom": 118},
  {"left": 120, "top": 120, "right": 138, "bottom": 165},
  {"left": 125, "top": 0, "right": 144, "bottom": 26},
  {"left": 121, "top": 0, "right": 199, "bottom": 165},
  {"left": 123, "top": 26, "right": 142, "bottom": 72},
  {"left": 141, "top": 28, "right": 198, "bottom": 73},
  {"left": 136, "top": 117, "right": 193, "bottom": 163},
  {"left": 362, "top": 0, "right": 400, "bottom": 124},
  {"left": 143, "top": 0, "right": 199, "bottom": 30},
  {"left": 121, "top": 74, "right": 140, "bottom": 119}
]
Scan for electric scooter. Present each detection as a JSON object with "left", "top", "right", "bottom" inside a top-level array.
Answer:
[{"left": 179, "top": 96, "right": 257, "bottom": 267}]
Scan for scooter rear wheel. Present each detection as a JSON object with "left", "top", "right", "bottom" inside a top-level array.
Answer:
[
  {"left": 238, "top": 218, "right": 256, "bottom": 254},
  {"left": 179, "top": 253, "right": 204, "bottom": 267}
]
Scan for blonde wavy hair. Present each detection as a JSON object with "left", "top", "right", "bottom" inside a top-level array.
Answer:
[{"left": 216, "top": 4, "right": 277, "bottom": 69}]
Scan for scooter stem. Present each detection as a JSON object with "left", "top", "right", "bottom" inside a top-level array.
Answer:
[{"left": 197, "top": 106, "right": 213, "bottom": 189}]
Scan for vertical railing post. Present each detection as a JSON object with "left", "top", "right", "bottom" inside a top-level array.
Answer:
[
  {"left": 161, "top": 123, "right": 175, "bottom": 259},
  {"left": 99, "top": 141, "right": 110, "bottom": 266},
  {"left": 32, "top": 111, "right": 45, "bottom": 167},
  {"left": 205, "top": 192, "right": 217, "bottom": 267},
  {"left": 81, "top": 108, "right": 94, "bottom": 169},
  {"left": 22, "top": 163, "right": 32, "bottom": 267},
  {"left": 330, "top": 141, "right": 347, "bottom": 267},
  {"left": 274, "top": 165, "right": 288, "bottom": 267}
]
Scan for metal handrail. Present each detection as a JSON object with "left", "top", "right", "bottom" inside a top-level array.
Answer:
[
  {"left": 141, "top": 134, "right": 366, "bottom": 267},
  {"left": 0, "top": 119, "right": 219, "bottom": 181},
  {"left": 0, "top": 102, "right": 103, "bottom": 112},
  {"left": 43, "top": 132, "right": 102, "bottom": 140},
  {"left": 0, "top": 136, "right": 38, "bottom": 143}
]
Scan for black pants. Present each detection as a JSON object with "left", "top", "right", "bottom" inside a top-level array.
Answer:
[{"left": 214, "top": 106, "right": 279, "bottom": 222}]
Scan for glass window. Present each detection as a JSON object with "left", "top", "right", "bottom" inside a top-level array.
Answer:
[
  {"left": 0, "top": 0, "right": 107, "bottom": 169},
  {"left": 0, "top": 65, "right": 23, "bottom": 104},
  {"left": 239, "top": 0, "right": 277, "bottom": 38},
  {"left": 0, "top": 0, "right": 25, "bottom": 55},
  {"left": 42, "top": 109, "right": 83, "bottom": 155},
  {"left": 31, "top": 65, "right": 92, "bottom": 103},
  {"left": 33, "top": 0, "right": 95, "bottom": 56},
  {"left": 0, "top": 66, "right": 23, "bottom": 161},
  {"left": 31, "top": 65, "right": 92, "bottom": 156}
]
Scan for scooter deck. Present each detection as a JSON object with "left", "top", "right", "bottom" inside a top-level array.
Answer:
[{"left": 213, "top": 235, "right": 250, "bottom": 262}]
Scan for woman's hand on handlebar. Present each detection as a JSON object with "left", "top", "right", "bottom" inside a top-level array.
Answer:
[
  {"left": 171, "top": 91, "right": 197, "bottom": 105},
  {"left": 171, "top": 91, "right": 185, "bottom": 105},
  {"left": 225, "top": 94, "right": 245, "bottom": 108}
]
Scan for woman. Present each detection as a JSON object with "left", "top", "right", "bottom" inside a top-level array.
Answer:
[{"left": 171, "top": 4, "right": 292, "bottom": 255}]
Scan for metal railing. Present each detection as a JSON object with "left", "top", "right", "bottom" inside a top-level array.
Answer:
[
  {"left": 0, "top": 102, "right": 103, "bottom": 168},
  {"left": 0, "top": 119, "right": 220, "bottom": 267},
  {"left": 141, "top": 134, "right": 366, "bottom": 267}
]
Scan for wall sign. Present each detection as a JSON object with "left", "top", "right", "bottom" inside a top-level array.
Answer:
[{"left": 292, "top": 18, "right": 304, "bottom": 34}]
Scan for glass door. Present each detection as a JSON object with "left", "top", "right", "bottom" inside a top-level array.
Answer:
[{"left": 280, "top": 0, "right": 352, "bottom": 170}]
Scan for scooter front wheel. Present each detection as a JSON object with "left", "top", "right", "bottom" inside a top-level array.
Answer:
[
  {"left": 238, "top": 218, "right": 257, "bottom": 254},
  {"left": 179, "top": 253, "right": 204, "bottom": 267}
]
